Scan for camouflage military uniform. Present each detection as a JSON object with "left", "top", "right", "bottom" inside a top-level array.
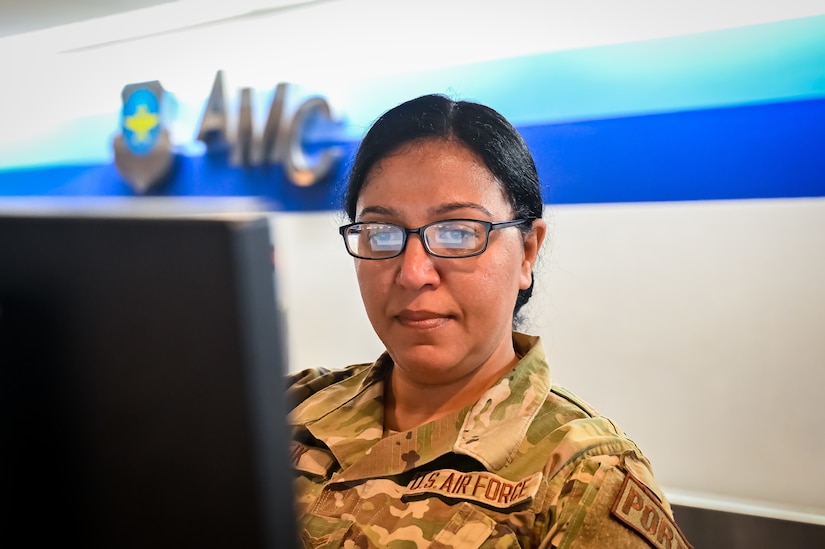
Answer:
[{"left": 288, "top": 333, "right": 692, "bottom": 548}]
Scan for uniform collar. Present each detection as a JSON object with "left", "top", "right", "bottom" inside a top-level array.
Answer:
[
  {"left": 289, "top": 353, "right": 392, "bottom": 469},
  {"left": 290, "top": 333, "right": 551, "bottom": 480},
  {"left": 452, "top": 333, "right": 551, "bottom": 471}
]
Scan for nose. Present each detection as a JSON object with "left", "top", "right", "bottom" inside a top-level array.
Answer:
[{"left": 396, "top": 234, "right": 440, "bottom": 289}]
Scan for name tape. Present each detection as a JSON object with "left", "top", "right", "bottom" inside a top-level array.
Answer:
[
  {"left": 611, "top": 474, "right": 693, "bottom": 549},
  {"left": 404, "top": 468, "right": 542, "bottom": 509}
]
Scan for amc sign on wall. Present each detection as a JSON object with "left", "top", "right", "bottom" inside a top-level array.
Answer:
[{"left": 113, "top": 72, "right": 342, "bottom": 194}]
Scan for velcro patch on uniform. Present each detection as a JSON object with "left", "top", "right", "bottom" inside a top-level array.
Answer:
[
  {"left": 290, "top": 441, "right": 337, "bottom": 477},
  {"left": 611, "top": 474, "right": 693, "bottom": 549},
  {"left": 403, "top": 469, "right": 542, "bottom": 509}
]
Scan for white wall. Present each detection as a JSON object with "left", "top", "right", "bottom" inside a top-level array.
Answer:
[{"left": 270, "top": 197, "right": 825, "bottom": 520}]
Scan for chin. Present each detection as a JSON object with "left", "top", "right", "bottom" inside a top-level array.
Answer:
[{"left": 388, "top": 345, "right": 466, "bottom": 380}]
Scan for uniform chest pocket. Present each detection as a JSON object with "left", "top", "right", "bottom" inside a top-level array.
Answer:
[
  {"left": 429, "top": 502, "right": 500, "bottom": 548},
  {"left": 299, "top": 514, "right": 353, "bottom": 549},
  {"left": 300, "top": 502, "right": 522, "bottom": 549}
]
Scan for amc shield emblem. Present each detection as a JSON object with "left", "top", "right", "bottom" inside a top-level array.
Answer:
[{"left": 113, "top": 81, "right": 174, "bottom": 194}]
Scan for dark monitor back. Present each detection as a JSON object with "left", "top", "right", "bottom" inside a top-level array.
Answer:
[{"left": 0, "top": 212, "right": 296, "bottom": 548}]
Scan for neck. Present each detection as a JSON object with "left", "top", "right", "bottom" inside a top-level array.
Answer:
[{"left": 383, "top": 351, "right": 520, "bottom": 432}]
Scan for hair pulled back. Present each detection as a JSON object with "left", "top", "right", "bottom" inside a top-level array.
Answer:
[{"left": 344, "top": 94, "right": 544, "bottom": 320}]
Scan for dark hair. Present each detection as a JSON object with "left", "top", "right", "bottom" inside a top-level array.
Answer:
[{"left": 344, "top": 94, "right": 544, "bottom": 320}]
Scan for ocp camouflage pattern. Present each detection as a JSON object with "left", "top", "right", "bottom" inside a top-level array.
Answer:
[{"left": 288, "top": 333, "right": 692, "bottom": 548}]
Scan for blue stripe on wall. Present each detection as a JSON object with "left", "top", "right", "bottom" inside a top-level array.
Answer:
[
  {"left": 1, "top": 97, "right": 823, "bottom": 210},
  {"left": 527, "top": 97, "right": 825, "bottom": 204}
]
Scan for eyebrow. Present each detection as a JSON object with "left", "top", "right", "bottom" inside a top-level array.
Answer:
[
  {"left": 431, "top": 202, "right": 494, "bottom": 218},
  {"left": 357, "top": 202, "right": 494, "bottom": 220},
  {"left": 357, "top": 205, "right": 396, "bottom": 219}
]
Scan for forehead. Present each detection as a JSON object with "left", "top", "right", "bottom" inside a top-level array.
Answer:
[{"left": 356, "top": 139, "right": 511, "bottom": 218}]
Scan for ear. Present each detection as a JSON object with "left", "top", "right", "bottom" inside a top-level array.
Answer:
[{"left": 519, "top": 218, "right": 547, "bottom": 290}]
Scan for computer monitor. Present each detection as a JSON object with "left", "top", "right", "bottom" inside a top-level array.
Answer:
[{"left": 0, "top": 208, "right": 297, "bottom": 548}]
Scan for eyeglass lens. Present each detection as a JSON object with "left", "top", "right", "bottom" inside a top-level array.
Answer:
[{"left": 346, "top": 220, "right": 487, "bottom": 259}]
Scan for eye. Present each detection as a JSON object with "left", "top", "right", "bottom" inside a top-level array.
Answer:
[
  {"left": 431, "top": 222, "right": 480, "bottom": 248},
  {"left": 367, "top": 225, "right": 404, "bottom": 251}
]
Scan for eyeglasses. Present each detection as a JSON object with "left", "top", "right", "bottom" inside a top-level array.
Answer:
[{"left": 339, "top": 218, "right": 533, "bottom": 260}]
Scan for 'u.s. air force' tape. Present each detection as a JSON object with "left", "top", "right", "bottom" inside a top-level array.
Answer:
[
  {"left": 404, "top": 469, "right": 542, "bottom": 509},
  {"left": 611, "top": 473, "right": 693, "bottom": 549}
]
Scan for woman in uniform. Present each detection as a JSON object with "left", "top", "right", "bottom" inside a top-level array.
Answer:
[{"left": 288, "top": 94, "right": 691, "bottom": 549}]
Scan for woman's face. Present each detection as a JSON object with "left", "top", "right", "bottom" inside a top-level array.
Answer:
[{"left": 353, "top": 139, "right": 545, "bottom": 386}]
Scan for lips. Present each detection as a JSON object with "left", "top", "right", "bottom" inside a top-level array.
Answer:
[{"left": 396, "top": 309, "right": 451, "bottom": 330}]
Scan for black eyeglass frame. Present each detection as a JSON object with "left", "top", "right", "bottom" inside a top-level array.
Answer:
[{"left": 338, "top": 218, "right": 534, "bottom": 260}]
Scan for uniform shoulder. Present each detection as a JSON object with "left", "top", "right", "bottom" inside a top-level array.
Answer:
[
  {"left": 529, "top": 383, "right": 626, "bottom": 445},
  {"left": 549, "top": 383, "right": 603, "bottom": 418},
  {"left": 547, "top": 452, "right": 693, "bottom": 549},
  {"left": 543, "top": 383, "right": 631, "bottom": 443},
  {"left": 519, "top": 383, "right": 656, "bottom": 492}
]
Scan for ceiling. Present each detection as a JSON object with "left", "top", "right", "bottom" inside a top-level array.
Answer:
[
  {"left": 0, "top": 0, "right": 176, "bottom": 38},
  {"left": 5, "top": 1, "right": 825, "bottom": 56}
]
